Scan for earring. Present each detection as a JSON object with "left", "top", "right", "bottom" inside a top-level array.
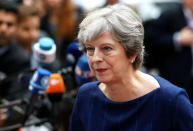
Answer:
[{"left": 131, "top": 59, "right": 135, "bottom": 63}]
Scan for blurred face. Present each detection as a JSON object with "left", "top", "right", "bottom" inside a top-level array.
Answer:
[
  {"left": 17, "top": 16, "right": 40, "bottom": 49},
  {"left": 44, "top": 0, "right": 63, "bottom": 9},
  {"left": 23, "top": 0, "right": 34, "bottom": 6},
  {"left": 183, "top": 0, "right": 193, "bottom": 12},
  {"left": 0, "top": 10, "right": 17, "bottom": 47},
  {"left": 86, "top": 32, "right": 132, "bottom": 84}
]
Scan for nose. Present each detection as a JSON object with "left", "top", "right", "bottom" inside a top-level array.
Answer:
[
  {"left": 92, "top": 48, "right": 103, "bottom": 63},
  {"left": 30, "top": 30, "right": 39, "bottom": 42},
  {"left": 0, "top": 23, "right": 8, "bottom": 32}
]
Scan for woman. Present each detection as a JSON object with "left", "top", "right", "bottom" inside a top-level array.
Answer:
[{"left": 69, "top": 4, "right": 193, "bottom": 131}]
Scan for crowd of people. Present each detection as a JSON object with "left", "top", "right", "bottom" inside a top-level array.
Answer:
[
  {"left": 0, "top": 0, "right": 193, "bottom": 130},
  {"left": 0, "top": 0, "right": 83, "bottom": 130}
]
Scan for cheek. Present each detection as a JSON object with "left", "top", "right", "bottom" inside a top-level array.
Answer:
[
  {"left": 87, "top": 57, "right": 93, "bottom": 68},
  {"left": 86, "top": 54, "right": 92, "bottom": 64},
  {"left": 19, "top": 32, "right": 28, "bottom": 39},
  {"left": 8, "top": 27, "right": 16, "bottom": 35},
  {"left": 86, "top": 56, "right": 95, "bottom": 72}
]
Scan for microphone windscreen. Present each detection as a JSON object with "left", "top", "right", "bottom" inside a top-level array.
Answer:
[
  {"left": 46, "top": 73, "right": 66, "bottom": 94},
  {"left": 29, "top": 68, "right": 51, "bottom": 93},
  {"left": 75, "top": 55, "right": 94, "bottom": 86},
  {"left": 32, "top": 37, "right": 56, "bottom": 65}
]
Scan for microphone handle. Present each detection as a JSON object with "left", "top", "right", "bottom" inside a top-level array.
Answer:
[
  {"left": 22, "top": 93, "right": 38, "bottom": 125},
  {"left": 51, "top": 102, "right": 60, "bottom": 131}
]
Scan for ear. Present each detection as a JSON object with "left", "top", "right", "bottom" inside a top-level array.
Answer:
[{"left": 130, "top": 55, "right": 137, "bottom": 64}]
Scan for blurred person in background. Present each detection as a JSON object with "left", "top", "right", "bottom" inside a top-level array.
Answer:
[
  {"left": 0, "top": 109, "right": 6, "bottom": 126},
  {"left": 20, "top": 0, "right": 46, "bottom": 19},
  {"left": 40, "top": 0, "right": 82, "bottom": 63},
  {"left": 40, "top": 0, "right": 63, "bottom": 37},
  {"left": 16, "top": 4, "right": 40, "bottom": 55},
  {"left": 0, "top": 0, "right": 29, "bottom": 126},
  {"left": 0, "top": 1, "right": 29, "bottom": 75},
  {"left": 57, "top": 0, "right": 79, "bottom": 61},
  {"left": 0, "top": 0, "right": 29, "bottom": 93},
  {"left": 145, "top": 0, "right": 193, "bottom": 102},
  {"left": 70, "top": 3, "right": 193, "bottom": 131}
]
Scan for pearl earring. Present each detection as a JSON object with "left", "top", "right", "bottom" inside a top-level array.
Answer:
[{"left": 131, "top": 60, "right": 134, "bottom": 63}]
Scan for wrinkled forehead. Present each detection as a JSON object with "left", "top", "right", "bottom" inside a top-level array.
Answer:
[{"left": 85, "top": 32, "right": 119, "bottom": 46}]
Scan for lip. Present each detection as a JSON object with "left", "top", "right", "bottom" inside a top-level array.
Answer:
[{"left": 95, "top": 69, "right": 107, "bottom": 73}]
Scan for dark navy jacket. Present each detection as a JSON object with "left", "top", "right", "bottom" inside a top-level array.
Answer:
[{"left": 70, "top": 75, "right": 193, "bottom": 131}]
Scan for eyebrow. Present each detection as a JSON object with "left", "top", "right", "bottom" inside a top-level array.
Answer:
[{"left": 85, "top": 43, "right": 92, "bottom": 46}]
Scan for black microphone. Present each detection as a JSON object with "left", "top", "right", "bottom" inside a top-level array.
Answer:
[
  {"left": 22, "top": 68, "right": 51, "bottom": 125},
  {"left": 46, "top": 73, "right": 66, "bottom": 131}
]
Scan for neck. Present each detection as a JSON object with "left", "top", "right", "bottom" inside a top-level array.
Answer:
[
  {"left": 100, "top": 70, "right": 140, "bottom": 101},
  {"left": 99, "top": 70, "right": 159, "bottom": 102},
  {"left": 16, "top": 40, "right": 31, "bottom": 54}
]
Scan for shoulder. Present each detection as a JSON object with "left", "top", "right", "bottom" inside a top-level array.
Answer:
[
  {"left": 8, "top": 42, "right": 29, "bottom": 60},
  {"left": 75, "top": 81, "right": 100, "bottom": 105},
  {"left": 78, "top": 81, "right": 100, "bottom": 95},
  {"left": 153, "top": 75, "right": 189, "bottom": 102},
  {"left": 3, "top": 42, "right": 29, "bottom": 72},
  {"left": 154, "top": 75, "right": 193, "bottom": 129}
]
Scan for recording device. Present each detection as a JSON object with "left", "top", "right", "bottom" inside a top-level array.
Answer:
[
  {"left": 46, "top": 73, "right": 66, "bottom": 100},
  {"left": 32, "top": 37, "right": 56, "bottom": 69},
  {"left": 75, "top": 55, "right": 94, "bottom": 86},
  {"left": 46, "top": 73, "right": 66, "bottom": 131},
  {"left": 22, "top": 68, "right": 51, "bottom": 125}
]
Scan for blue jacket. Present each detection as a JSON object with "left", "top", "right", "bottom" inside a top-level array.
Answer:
[{"left": 70, "top": 75, "right": 193, "bottom": 131}]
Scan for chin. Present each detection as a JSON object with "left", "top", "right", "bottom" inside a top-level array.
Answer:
[{"left": 96, "top": 76, "right": 112, "bottom": 84}]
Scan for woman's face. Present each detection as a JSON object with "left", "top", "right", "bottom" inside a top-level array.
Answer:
[{"left": 86, "top": 32, "right": 133, "bottom": 84}]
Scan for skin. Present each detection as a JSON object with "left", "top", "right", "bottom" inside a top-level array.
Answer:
[
  {"left": 0, "top": 109, "right": 6, "bottom": 126},
  {"left": 16, "top": 16, "right": 40, "bottom": 53},
  {"left": 178, "top": 27, "right": 193, "bottom": 46},
  {"left": 86, "top": 32, "right": 159, "bottom": 102},
  {"left": 183, "top": 0, "right": 193, "bottom": 12},
  {"left": 0, "top": 10, "right": 17, "bottom": 47},
  {"left": 178, "top": 0, "right": 193, "bottom": 47}
]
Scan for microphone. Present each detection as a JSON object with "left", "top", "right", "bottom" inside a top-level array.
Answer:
[
  {"left": 22, "top": 68, "right": 51, "bottom": 125},
  {"left": 46, "top": 73, "right": 66, "bottom": 100},
  {"left": 31, "top": 37, "right": 56, "bottom": 69},
  {"left": 46, "top": 73, "right": 66, "bottom": 131},
  {"left": 75, "top": 55, "right": 94, "bottom": 86}
]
